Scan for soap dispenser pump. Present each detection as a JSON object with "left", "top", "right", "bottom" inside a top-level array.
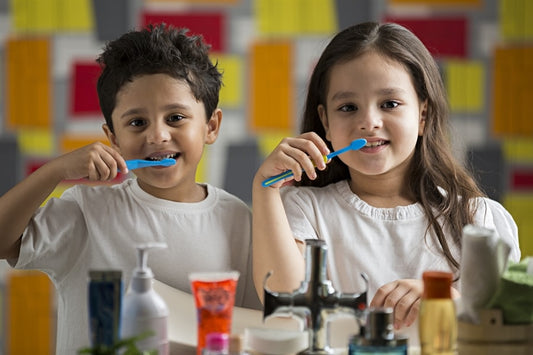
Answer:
[{"left": 121, "top": 242, "right": 169, "bottom": 355}]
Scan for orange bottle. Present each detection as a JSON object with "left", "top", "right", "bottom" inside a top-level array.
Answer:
[{"left": 419, "top": 271, "right": 457, "bottom": 355}]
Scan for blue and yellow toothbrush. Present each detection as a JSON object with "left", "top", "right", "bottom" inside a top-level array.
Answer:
[{"left": 261, "top": 138, "right": 367, "bottom": 187}]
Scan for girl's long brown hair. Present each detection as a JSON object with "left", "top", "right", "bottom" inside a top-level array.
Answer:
[{"left": 297, "top": 22, "right": 485, "bottom": 271}]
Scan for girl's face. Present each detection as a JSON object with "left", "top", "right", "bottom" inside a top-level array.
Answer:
[
  {"left": 103, "top": 73, "right": 220, "bottom": 201},
  {"left": 318, "top": 51, "right": 426, "bottom": 181}
]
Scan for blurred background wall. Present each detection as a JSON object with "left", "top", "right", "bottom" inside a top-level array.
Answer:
[
  {"left": 0, "top": 0, "right": 532, "bottom": 252},
  {"left": 0, "top": 0, "right": 532, "bottom": 352}
]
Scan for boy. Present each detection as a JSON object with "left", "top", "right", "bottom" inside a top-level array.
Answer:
[{"left": 0, "top": 24, "right": 260, "bottom": 353}]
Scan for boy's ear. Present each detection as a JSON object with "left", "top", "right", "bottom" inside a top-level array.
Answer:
[
  {"left": 318, "top": 104, "right": 331, "bottom": 141},
  {"left": 102, "top": 124, "right": 120, "bottom": 151},
  {"left": 418, "top": 99, "right": 428, "bottom": 136},
  {"left": 205, "top": 108, "right": 222, "bottom": 145}
]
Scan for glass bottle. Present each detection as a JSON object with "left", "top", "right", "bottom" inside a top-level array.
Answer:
[{"left": 419, "top": 271, "right": 457, "bottom": 355}]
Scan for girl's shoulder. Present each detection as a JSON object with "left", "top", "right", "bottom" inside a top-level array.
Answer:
[
  {"left": 471, "top": 196, "right": 521, "bottom": 261},
  {"left": 471, "top": 196, "right": 516, "bottom": 227}
]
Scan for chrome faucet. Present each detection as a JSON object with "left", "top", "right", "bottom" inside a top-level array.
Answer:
[{"left": 263, "top": 239, "right": 368, "bottom": 354}]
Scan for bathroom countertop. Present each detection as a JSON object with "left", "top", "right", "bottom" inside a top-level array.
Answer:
[{"left": 155, "top": 280, "right": 420, "bottom": 355}]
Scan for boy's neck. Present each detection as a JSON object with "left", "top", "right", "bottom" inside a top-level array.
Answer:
[{"left": 137, "top": 180, "right": 207, "bottom": 202}]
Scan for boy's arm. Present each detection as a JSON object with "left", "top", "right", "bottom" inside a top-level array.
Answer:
[
  {"left": 0, "top": 142, "right": 126, "bottom": 259},
  {"left": 0, "top": 161, "right": 64, "bottom": 259}
]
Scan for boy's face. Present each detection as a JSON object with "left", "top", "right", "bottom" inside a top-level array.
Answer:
[{"left": 103, "top": 73, "right": 221, "bottom": 201}]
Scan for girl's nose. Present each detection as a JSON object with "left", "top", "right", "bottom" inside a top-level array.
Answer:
[
  {"left": 358, "top": 108, "right": 382, "bottom": 131},
  {"left": 147, "top": 123, "right": 171, "bottom": 144}
]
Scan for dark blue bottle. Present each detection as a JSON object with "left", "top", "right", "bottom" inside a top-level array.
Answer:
[{"left": 349, "top": 307, "right": 408, "bottom": 355}]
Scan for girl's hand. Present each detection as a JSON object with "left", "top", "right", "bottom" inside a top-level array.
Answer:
[
  {"left": 255, "top": 132, "right": 330, "bottom": 188},
  {"left": 53, "top": 142, "right": 127, "bottom": 181},
  {"left": 370, "top": 279, "right": 422, "bottom": 330},
  {"left": 370, "top": 279, "right": 460, "bottom": 329}
]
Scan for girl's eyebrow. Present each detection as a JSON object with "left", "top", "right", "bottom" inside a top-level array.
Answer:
[
  {"left": 377, "top": 87, "right": 407, "bottom": 96},
  {"left": 330, "top": 91, "right": 356, "bottom": 102},
  {"left": 330, "top": 87, "right": 407, "bottom": 102}
]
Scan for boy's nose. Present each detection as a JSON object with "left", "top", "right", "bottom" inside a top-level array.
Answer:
[{"left": 147, "top": 123, "right": 171, "bottom": 144}]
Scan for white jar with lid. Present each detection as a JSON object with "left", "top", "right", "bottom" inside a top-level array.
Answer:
[{"left": 244, "top": 328, "right": 308, "bottom": 355}]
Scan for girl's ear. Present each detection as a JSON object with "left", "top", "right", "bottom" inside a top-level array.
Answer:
[
  {"left": 318, "top": 104, "right": 332, "bottom": 141},
  {"left": 102, "top": 124, "right": 121, "bottom": 152},
  {"left": 205, "top": 108, "right": 222, "bottom": 145},
  {"left": 418, "top": 99, "right": 428, "bottom": 136}
]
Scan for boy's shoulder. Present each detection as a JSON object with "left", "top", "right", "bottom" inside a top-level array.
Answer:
[
  {"left": 206, "top": 184, "right": 250, "bottom": 211},
  {"left": 66, "top": 178, "right": 132, "bottom": 194},
  {"left": 60, "top": 179, "right": 134, "bottom": 203}
]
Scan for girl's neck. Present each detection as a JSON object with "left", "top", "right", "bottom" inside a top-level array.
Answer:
[{"left": 348, "top": 170, "right": 416, "bottom": 208}]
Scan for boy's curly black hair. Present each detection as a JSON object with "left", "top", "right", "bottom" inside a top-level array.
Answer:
[{"left": 96, "top": 23, "right": 223, "bottom": 133}]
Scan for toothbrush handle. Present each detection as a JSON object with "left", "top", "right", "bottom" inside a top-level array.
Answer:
[
  {"left": 261, "top": 170, "right": 295, "bottom": 187},
  {"left": 261, "top": 155, "right": 329, "bottom": 187}
]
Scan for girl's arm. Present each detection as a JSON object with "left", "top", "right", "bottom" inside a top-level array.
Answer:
[
  {"left": 252, "top": 132, "right": 329, "bottom": 302},
  {"left": 0, "top": 142, "right": 127, "bottom": 259}
]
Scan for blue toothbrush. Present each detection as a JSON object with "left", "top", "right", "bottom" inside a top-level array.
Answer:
[
  {"left": 125, "top": 158, "right": 176, "bottom": 171},
  {"left": 261, "top": 138, "right": 367, "bottom": 187}
]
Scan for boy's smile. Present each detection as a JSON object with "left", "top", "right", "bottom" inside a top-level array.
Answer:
[{"left": 103, "top": 73, "right": 221, "bottom": 202}]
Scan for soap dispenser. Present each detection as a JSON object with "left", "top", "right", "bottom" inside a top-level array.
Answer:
[{"left": 121, "top": 242, "right": 169, "bottom": 354}]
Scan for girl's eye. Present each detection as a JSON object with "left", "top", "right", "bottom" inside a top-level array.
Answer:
[
  {"left": 382, "top": 101, "right": 399, "bottom": 109},
  {"left": 129, "top": 119, "right": 146, "bottom": 127},
  {"left": 339, "top": 104, "right": 357, "bottom": 112},
  {"left": 168, "top": 114, "right": 185, "bottom": 123}
]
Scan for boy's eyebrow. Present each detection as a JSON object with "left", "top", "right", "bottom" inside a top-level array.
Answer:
[{"left": 120, "top": 104, "right": 192, "bottom": 119}]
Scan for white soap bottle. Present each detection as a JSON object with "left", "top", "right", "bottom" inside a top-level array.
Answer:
[{"left": 121, "top": 242, "right": 169, "bottom": 355}]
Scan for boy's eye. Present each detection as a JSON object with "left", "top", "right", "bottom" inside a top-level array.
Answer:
[
  {"left": 129, "top": 118, "right": 146, "bottom": 127},
  {"left": 339, "top": 104, "right": 357, "bottom": 112},
  {"left": 382, "top": 101, "right": 399, "bottom": 109},
  {"left": 168, "top": 114, "right": 185, "bottom": 123}
]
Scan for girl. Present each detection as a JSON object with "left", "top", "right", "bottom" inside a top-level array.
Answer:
[{"left": 252, "top": 22, "right": 520, "bottom": 342}]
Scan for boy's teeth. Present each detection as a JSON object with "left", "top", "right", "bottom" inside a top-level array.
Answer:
[{"left": 147, "top": 154, "right": 177, "bottom": 161}]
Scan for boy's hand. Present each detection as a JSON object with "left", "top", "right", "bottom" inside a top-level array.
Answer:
[
  {"left": 370, "top": 279, "right": 460, "bottom": 330},
  {"left": 55, "top": 142, "right": 127, "bottom": 181},
  {"left": 254, "top": 132, "right": 330, "bottom": 188}
]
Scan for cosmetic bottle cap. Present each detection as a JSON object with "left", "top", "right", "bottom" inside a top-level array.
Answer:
[
  {"left": 366, "top": 307, "right": 395, "bottom": 342},
  {"left": 422, "top": 271, "right": 453, "bottom": 299},
  {"left": 205, "top": 332, "right": 229, "bottom": 352}
]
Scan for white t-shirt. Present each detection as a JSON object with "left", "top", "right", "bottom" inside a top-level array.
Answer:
[
  {"left": 281, "top": 180, "right": 521, "bottom": 344},
  {"left": 11, "top": 178, "right": 260, "bottom": 354}
]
